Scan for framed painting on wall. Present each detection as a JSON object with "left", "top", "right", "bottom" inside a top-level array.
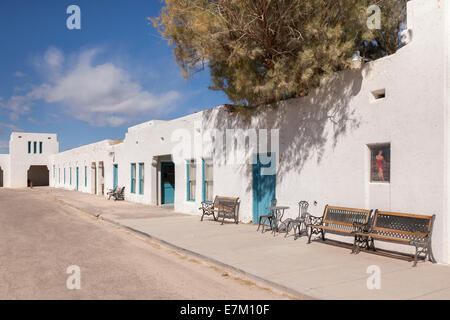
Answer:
[{"left": 369, "top": 143, "right": 390, "bottom": 183}]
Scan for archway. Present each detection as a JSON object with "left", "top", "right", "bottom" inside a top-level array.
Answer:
[{"left": 27, "top": 165, "right": 49, "bottom": 187}]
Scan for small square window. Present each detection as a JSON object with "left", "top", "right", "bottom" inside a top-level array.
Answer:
[{"left": 371, "top": 89, "right": 386, "bottom": 101}]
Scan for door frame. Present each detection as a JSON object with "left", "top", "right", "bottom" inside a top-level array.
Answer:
[
  {"left": 252, "top": 153, "right": 276, "bottom": 224},
  {"left": 161, "top": 161, "right": 175, "bottom": 205},
  {"left": 76, "top": 167, "right": 79, "bottom": 190},
  {"left": 113, "top": 164, "right": 118, "bottom": 189}
]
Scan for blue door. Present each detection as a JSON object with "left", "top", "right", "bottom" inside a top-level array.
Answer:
[
  {"left": 252, "top": 153, "right": 276, "bottom": 224},
  {"left": 76, "top": 167, "right": 79, "bottom": 190},
  {"left": 113, "top": 164, "right": 118, "bottom": 189},
  {"left": 161, "top": 162, "right": 175, "bottom": 204}
]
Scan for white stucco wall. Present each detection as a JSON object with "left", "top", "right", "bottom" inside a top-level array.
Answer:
[
  {"left": 50, "top": 140, "right": 122, "bottom": 196},
  {"left": 8, "top": 132, "right": 59, "bottom": 188},
  {"left": 111, "top": 115, "right": 203, "bottom": 208}
]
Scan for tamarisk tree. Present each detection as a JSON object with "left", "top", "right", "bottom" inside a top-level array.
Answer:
[{"left": 153, "top": 0, "right": 406, "bottom": 107}]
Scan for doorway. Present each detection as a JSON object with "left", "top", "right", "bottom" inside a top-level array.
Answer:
[
  {"left": 76, "top": 167, "right": 79, "bottom": 190},
  {"left": 27, "top": 165, "right": 49, "bottom": 187},
  {"left": 91, "top": 162, "right": 97, "bottom": 194},
  {"left": 161, "top": 162, "right": 175, "bottom": 204},
  {"left": 0, "top": 167, "right": 3, "bottom": 187},
  {"left": 113, "top": 164, "right": 118, "bottom": 189},
  {"left": 252, "top": 153, "right": 276, "bottom": 224}
]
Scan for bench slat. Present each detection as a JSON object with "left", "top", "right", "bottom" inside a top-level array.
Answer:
[
  {"left": 308, "top": 225, "right": 356, "bottom": 234},
  {"left": 355, "top": 232, "right": 412, "bottom": 243}
]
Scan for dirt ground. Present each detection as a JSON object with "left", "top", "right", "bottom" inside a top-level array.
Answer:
[{"left": 0, "top": 188, "right": 292, "bottom": 300}]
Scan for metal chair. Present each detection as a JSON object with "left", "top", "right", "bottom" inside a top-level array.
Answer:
[
  {"left": 257, "top": 198, "right": 277, "bottom": 233},
  {"left": 285, "top": 201, "right": 310, "bottom": 239}
]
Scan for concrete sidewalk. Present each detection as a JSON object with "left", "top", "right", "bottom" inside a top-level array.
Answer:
[{"left": 34, "top": 187, "right": 450, "bottom": 300}]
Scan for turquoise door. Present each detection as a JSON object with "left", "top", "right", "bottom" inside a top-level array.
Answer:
[
  {"left": 161, "top": 162, "right": 175, "bottom": 204},
  {"left": 113, "top": 164, "right": 118, "bottom": 189},
  {"left": 76, "top": 167, "right": 79, "bottom": 190},
  {"left": 252, "top": 153, "right": 276, "bottom": 224}
]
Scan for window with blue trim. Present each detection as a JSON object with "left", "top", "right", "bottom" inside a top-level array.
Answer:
[
  {"left": 33, "top": 141, "right": 37, "bottom": 154},
  {"left": 202, "top": 159, "right": 213, "bottom": 202},
  {"left": 139, "top": 163, "right": 144, "bottom": 195},
  {"left": 131, "top": 163, "right": 136, "bottom": 193},
  {"left": 187, "top": 160, "right": 196, "bottom": 201},
  {"left": 39, "top": 142, "right": 43, "bottom": 154},
  {"left": 28, "top": 141, "right": 31, "bottom": 154}
]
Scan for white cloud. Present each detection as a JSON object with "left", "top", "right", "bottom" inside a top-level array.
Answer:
[
  {"left": 44, "top": 47, "right": 64, "bottom": 69},
  {"left": 3, "top": 47, "right": 181, "bottom": 127},
  {"left": 0, "top": 94, "right": 34, "bottom": 121}
]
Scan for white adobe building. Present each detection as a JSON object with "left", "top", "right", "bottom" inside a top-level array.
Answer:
[
  {"left": 1, "top": 0, "right": 450, "bottom": 262},
  {"left": 0, "top": 132, "right": 58, "bottom": 188}
]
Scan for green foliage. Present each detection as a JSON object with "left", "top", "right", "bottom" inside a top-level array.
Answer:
[{"left": 153, "top": 0, "right": 406, "bottom": 107}]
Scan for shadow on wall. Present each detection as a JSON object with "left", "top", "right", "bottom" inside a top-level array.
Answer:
[{"left": 201, "top": 69, "right": 364, "bottom": 193}]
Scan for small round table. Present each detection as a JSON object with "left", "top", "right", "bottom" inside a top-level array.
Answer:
[{"left": 265, "top": 206, "right": 290, "bottom": 236}]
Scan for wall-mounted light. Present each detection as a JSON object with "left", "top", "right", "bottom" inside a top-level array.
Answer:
[
  {"left": 351, "top": 51, "right": 372, "bottom": 70},
  {"left": 351, "top": 51, "right": 363, "bottom": 70},
  {"left": 400, "top": 29, "right": 413, "bottom": 45}
]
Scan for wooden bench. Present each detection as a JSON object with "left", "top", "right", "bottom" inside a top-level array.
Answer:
[
  {"left": 353, "top": 210, "right": 436, "bottom": 267},
  {"left": 107, "top": 186, "right": 119, "bottom": 200},
  {"left": 113, "top": 186, "right": 125, "bottom": 201},
  {"left": 199, "top": 196, "right": 240, "bottom": 225},
  {"left": 307, "top": 205, "right": 372, "bottom": 244}
]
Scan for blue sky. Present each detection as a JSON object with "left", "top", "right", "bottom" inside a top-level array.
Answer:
[{"left": 0, "top": 0, "right": 228, "bottom": 152}]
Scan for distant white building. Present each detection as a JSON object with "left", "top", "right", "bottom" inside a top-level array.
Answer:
[
  {"left": 0, "top": 132, "right": 58, "bottom": 188},
  {"left": 1, "top": 0, "right": 450, "bottom": 262}
]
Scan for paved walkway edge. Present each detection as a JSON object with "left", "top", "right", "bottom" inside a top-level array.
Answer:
[
  {"left": 106, "top": 219, "right": 315, "bottom": 300},
  {"left": 47, "top": 191, "right": 315, "bottom": 300}
]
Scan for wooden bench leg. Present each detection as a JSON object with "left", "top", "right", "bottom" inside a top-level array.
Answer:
[
  {"left": 352, "top": 235, "right": 357, "bottom": 254},
  {"left": 413, "top": 244, "right": 419, "bottom": 267},
  {"left": 428, "top": 240, "right": 437, "bottom": 264},
  {"left": 370, "top": 238, "right": 376, "bottom": 251},
  {"left": 307, "top": 229, "right": 314, "bottom": 244},
  {"left": 352, "top": 235, "right": 365, "bottom": 254}
]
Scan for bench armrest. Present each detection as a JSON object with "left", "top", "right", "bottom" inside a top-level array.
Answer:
[
  {"left": 199, "top": 202, "right": 214, "bottom": 211},
  {"left": 307, "top": 214, "right": 323, "bottom": 226},
  {"left": 353, "top": 222, "right": 370, "bottom": 232}
]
